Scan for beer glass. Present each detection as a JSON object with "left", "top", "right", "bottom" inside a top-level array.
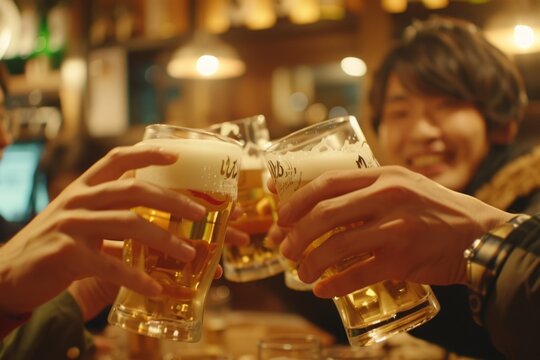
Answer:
[
  {"left": 208, "top": 115, "right": 283, "bottom": 282},
  {"left": 264, "top": 116, "right": 440, "bottom": 347},
  {"left": 108, "top": 124, "right": 243, "bottom": 342}
]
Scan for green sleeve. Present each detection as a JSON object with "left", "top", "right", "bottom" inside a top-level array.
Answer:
[{"left": 0, "top": 292, "right": 95, "bottom": 360}]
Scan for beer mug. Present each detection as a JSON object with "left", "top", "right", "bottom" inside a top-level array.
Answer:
[
  {"left": 263, "top": 116, "right": 440, "bottom": 347},
  {"left": 208, "top": 115, "right": 283, "bottom": 282},
  {"left": 108, "top": 124, "right": 243, "bottom": 342}
]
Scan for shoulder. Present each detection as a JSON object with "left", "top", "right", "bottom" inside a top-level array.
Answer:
[{"left": 474, "top": 144, "right": 540, "bottom": 212}]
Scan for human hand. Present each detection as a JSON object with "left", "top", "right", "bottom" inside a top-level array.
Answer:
[
  {"left": 224, "top": 204, "right": 250, "bottom": 247},
  {"left": 0, "top": 145, "right": 207, "bottom": 315},
  {"left": 276, "top": 166, "right": 512, "bottom": 298}
]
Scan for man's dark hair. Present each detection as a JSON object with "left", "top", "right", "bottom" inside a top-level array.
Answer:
[{"left": 369, "top": 17, "right": 528, "bottom": 133}]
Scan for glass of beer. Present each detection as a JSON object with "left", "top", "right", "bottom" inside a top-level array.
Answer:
[
  {"left": 263, "top": 116, "right": 440, "bottom": 347},
  {"left": 108, "top": 124, "right": 243, "bottom": 342},
  {"left": 208, "top": 115, "right": 283, "bottom": 282}
]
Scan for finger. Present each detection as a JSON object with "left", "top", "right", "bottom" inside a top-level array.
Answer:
[
  {"left": 231, "top": 203, "right": 245, "bottom": 220},
  {"left": 101, "top": 240, "right": 123, "bottom": 258},
  {"left": 225, "top": 227, "right": 250, "bottom": 246},
  {"left": 66, "top": 179, "right": 206, "bottom": 220},
  {"left": 61, "top": 210, "right": 197, "bottom": 261},
  {"left": 278, "top": 168, "right": 381, "bottom": 226},
  {"left": 296, "top": 222, "right": 387, "bottom": 283},
  {"left": 312, "top": 259, "right": 394, "bottom": 298},
  {"left": 266, "top": 178, "right": 277, "bottom": 194},
  {"left": 87, "top": 249, "right": 163, "bottom": 297},
  {"left": 82, "top": 146, "right": 179, "bottom": 186},
  {"left": 214, "top": 265, "right": 223, "bottom": 279},
  {"left": 267, "top": 224, "right": 288, "bottom": 248},
  {"left": 279, "top": 178, "right": 409, "bottom": 261}
]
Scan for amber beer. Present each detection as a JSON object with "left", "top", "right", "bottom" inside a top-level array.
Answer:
[
  {"left": 222, "top": 166, "right": 282, "bottom": 281},
  {"left": 108, "top": 129, "right": 242, "bottom": 342},
  {"left": 264, "top": 116, "right": 439, "bottom": 347},
  {"left": 209, "top": 115, "right": 283, "bottom": 282}
]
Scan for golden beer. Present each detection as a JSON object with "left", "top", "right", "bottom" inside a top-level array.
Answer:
[
  {"left": 222, "top": 168, "right": 283, "bottom": 281},
  {"left": 264, "top": 116, "right": 439, "bottom": 347},
  {"left": 209, "top": 115, "right": 283, "bottom": 282},
  {"left": 108, "top": 130, "right": 243, "bottom": 342}
]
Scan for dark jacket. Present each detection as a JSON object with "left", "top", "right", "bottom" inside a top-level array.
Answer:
[
  {"left": 410, "top": 144, "right": 540, "bottom": 359},
  {"left": 0, "top": 292, "right": 95, "bottom": 360}
]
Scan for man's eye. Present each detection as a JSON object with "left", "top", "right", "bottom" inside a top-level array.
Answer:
[{"left": 386, "top": 110, "right": 409, "bottom": 120}]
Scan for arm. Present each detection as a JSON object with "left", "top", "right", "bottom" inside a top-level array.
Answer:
[
  {"left": 0, "top": 292, "right": 93, "bottom": 360},
  {"left": 483, "top": 214, "right": 540, "bottom": 359},
  {"left": 275, "top": 165, "right": 539, "bottom": 358},
  {"left": 276, "top": 166, "right": 511, "bottom": 295}
]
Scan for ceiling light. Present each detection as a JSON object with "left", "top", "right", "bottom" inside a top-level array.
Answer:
[{"left": 167, "top": 31, "right": 246, "bottom": 79}]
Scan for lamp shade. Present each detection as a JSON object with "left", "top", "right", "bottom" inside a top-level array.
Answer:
[{"left": 167, "top": 31, "right": 246, "bottom": 79}]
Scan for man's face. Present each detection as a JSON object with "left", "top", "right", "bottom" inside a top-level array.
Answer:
[{"left": 377, "top": 74, "right": 489, "bottom": 192}]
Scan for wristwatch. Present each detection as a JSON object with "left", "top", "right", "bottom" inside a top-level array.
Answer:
[{"left": 463, "top": 214, "right": 531, "bottom": 325}]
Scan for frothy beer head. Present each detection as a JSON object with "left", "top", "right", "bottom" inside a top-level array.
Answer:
[
  {"left": 266, "top": 142, "right": 378, "bottom": 201},
  {"left": 136, "top": 138, "right": 243, "bottom": 199}
]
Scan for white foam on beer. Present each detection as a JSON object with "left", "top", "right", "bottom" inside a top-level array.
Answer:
[
  {"left": 135, "top": 138, "right": 243, "bottom": 198},
  {"left": 240, "top": 154, "right": 264, "bottom": 170},
  {"left": 240, "top": 142, "right": 265, "bottom": 170},
  {"left": 266, "top": 141, "right": 378, "bottom": 200}
]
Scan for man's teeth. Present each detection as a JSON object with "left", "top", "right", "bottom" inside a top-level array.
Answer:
[{"left": 410, "top": 154, "right": 444, "bottom": 167}]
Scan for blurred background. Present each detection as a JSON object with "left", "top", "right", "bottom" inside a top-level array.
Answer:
[{"left": 1, "top": 0, "right": 540, "bottom": 228}]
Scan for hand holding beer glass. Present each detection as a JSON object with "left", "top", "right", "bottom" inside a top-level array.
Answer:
[
  {"left": 108, "top": 124, "right": 243, "bottom": 341},
  {"left": 264, "top": 116, "right": 440, "bottom": 346},
  {"left": 209, "top": 115, "right": 283, "bottom": 282}
]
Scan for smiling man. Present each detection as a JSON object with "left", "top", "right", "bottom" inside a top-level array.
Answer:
[{"left": 367, "top": 16, "right": 540, "bottom": 359}]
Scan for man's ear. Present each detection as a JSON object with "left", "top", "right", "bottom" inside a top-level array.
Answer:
[{"left": 489, "top": 121, "right": 518, "bottom": 145}]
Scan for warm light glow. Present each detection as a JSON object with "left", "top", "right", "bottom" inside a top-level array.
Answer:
[
  {"left": 289, "top": 92, "right": 309, "bottom": 112},
  {"left": 288, "top": 0, "right": 321, "bottom": 24},
  {"left": 167, "top": 32, "right": 246, "bottom": 79},
  {"left": 514, "top": 24, "right": 535, "bottom": 49},
  {"left": 305, "top": 103, "right": 328, "bottom": 124},
  {"left": 485, "top": 23, "right": 540, "bottom": 55},
  {"left": 340, "top": 57, "right": 367, "bottom": 77},
  {"left": 381, "top": 0, "right": 407, "bottom": 13},
  {"left": 241, "top": 0, "right": 276, "bottom": 30},
  {"left": 329, "top": 106, "right": 348, "bottom": 119},
  {"left": 196, "top": 55, "right": 220, "bottom": 77},
  {"left": 0, "top": 0, "right": 20, "bottom": 59},
  {"left": 198, "top": 0, "right": 231, "bottom": 34},
  {"left": 0, "top": 31, "right": 11, "bottom": 59},
  {"left": 61, "top": 57, "right": 87, "bottom": 88},
  {"left": 421, "top": 0, "right": 449, "bottom": 10}
]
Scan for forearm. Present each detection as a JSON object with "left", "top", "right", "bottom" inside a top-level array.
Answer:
[{"left": 0, "top": 292, "right": 95, "bottom": 359}]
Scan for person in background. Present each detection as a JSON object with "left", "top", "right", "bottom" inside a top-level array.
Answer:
[
  {"left": 269, "top": 16, "right": 540, "bottom": 359},
  {"left": 0, "top": 63, "right": 248, "bottom": 359}
]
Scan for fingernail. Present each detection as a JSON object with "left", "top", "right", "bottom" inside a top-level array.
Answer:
[
  {"left": 297, "top": 264, "right": 313, "bottom": 283},
  {"left": 279, "top": 236, "right": 297, "bottom": 261},
  {"left": 313, "top": 283, "right": 331, "bottom": 298},
  {"left": 157, "top": 147, "right": 178, "bottom": 161}
]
